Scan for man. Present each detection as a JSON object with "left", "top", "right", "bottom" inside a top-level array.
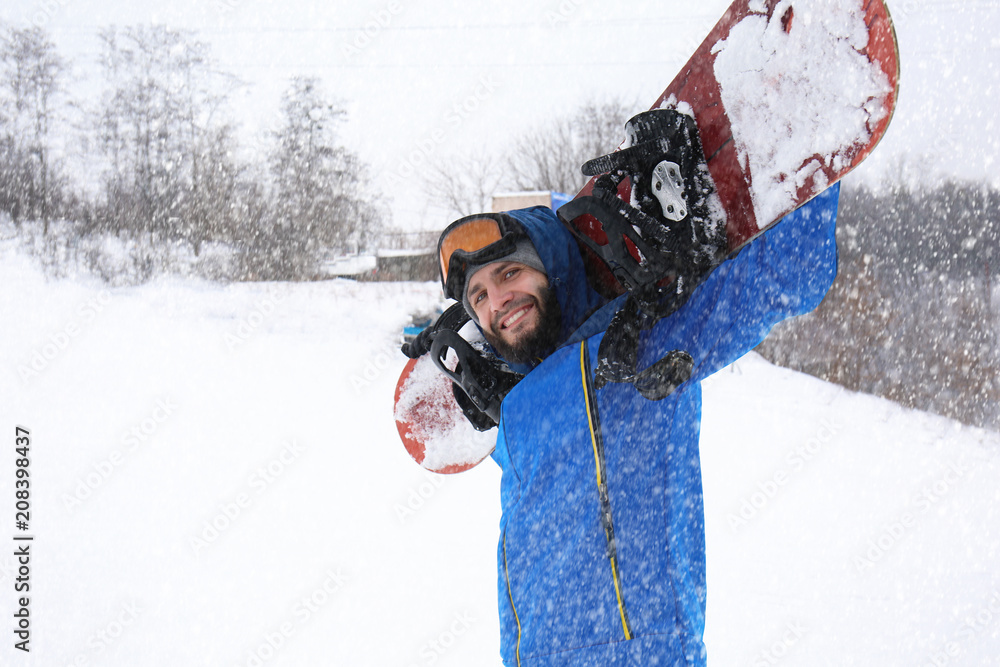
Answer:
[{"left": 435, "top": 184, "right": 840, "bottom": 665}]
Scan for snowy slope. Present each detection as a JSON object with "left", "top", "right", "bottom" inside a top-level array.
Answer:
[
  {"left": 701, "top": 356, "right": 1000, "bottom": 666},
  {"left": 1, "top": 251, "right": 998, "bottom": 666}
]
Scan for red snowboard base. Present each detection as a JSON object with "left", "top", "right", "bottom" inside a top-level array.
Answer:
[{"left": 394, "top": 355, "right": 497, "bottom": 474}]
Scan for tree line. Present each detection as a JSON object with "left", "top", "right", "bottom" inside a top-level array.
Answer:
[
  {"left": 0, "top": 24, "right": 384, "bottom": 282},
  {"left": 757, "top": 180, "right": 1000, "bottom": 430}
]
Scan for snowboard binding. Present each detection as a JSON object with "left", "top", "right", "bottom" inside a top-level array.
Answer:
[
  {"left": 401, "top": 303, "right": 523, "bottom": 431},
  {"left": 559, "top": 109, "right": 730, "bottom": 400},
  {"left": 557, "top": 108, "right": 728, "bottom": 316}
]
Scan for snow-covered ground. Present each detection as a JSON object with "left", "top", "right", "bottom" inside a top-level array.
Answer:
[{"left": 1, "top": 248, "right": 998, "bottom": 666}]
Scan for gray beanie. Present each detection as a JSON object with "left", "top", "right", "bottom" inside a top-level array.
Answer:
[{"left": 461, "top": 237, "right": 547, "bottom": 322}]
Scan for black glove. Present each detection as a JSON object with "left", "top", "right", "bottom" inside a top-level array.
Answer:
[
  {"left": 401, "top": 303, "right": 470, "bottom": 359},
  {"left": 402, "top": 303, "right": 523, "bottom": 429},
  {"left": 452, "top": 379, "right": 500, "bottom": 432}
]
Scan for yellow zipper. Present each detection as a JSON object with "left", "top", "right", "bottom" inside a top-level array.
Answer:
[
  {"left": 502, "top": 531, "right": 522, "bottom": 665},
  {"left": 580, "top": 341, "right": 633, "bottom": 640}
]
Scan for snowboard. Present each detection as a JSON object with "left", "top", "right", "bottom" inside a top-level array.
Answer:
[
  {"left": 395, "top": 0, "right": 900, "bottom": 474},
  {"left": 394, "top": 322, "right": 500, "bottom": 474}
]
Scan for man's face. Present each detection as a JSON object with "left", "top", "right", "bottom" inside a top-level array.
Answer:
[{"left": 466, "top": 261, "right": 561, "bottom": 365}]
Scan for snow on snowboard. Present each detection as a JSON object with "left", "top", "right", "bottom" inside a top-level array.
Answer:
[{"left": 394, "top": 0, "right": 900, "bottom": 473}]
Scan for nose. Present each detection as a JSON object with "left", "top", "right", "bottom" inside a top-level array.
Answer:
[{"left": 487, "top": 285, "right": 514, "bottom": 314}]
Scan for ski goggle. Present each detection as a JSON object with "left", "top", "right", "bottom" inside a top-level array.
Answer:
[{"left": 437, "top": 213, "right": 525, "bottom": 300}]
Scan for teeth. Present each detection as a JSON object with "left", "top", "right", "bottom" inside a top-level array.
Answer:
[{"left": 503, "top": 308, "right": 527, "bottom": 328}]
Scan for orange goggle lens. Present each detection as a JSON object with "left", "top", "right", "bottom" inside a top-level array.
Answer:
[{"left": 438, "top": 216, "right": 504, "bottom": 286}]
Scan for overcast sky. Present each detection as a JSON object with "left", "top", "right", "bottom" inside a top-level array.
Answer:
[{"left": 2, "top": 0, "right": 998, "bottom": 232}]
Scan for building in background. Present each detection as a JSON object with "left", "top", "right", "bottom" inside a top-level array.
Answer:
[{"left": 491, "top": 190, "right": 571, "bottom": 213}]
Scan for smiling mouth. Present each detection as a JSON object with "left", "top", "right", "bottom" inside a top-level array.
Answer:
[{"left": 500, "top": 304, "right": 533, "bottom": 330}]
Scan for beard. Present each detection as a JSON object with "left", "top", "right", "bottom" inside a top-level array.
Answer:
[{"left": 484, "top": 285, "right": 562, "bottom": 366}]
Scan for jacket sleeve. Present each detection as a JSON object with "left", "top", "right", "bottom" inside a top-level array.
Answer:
[{"left": 640, "top": 182, "right": 840, "bottom": 384}]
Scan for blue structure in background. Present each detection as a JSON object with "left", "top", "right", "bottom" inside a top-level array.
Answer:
[{"left": 550, "top": 191, "right": 572, "bottom": 210}]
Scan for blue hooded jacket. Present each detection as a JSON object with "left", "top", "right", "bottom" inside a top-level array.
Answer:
[{"left": 490, "top": 185, "right": 840, "bottom": 666}]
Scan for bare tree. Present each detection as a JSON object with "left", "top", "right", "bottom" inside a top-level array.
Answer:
[
  {"left": 505, "top": 98, "right": 634, "bottom": 194},
  {"left": 421, "top": 97, "right": 635, "bottom": 221},
  {"left": 0, "top": 25, "right": 69, "bottom": 232},
  {"left": 174, "top": 40, "right": 243, "bottom": 255},
  {"left": 254, "top": 76, "right": 384, "bottom": 279},
  {"left": 180, "top": 123, "right": 246, "bottom": 256},
  {"left": 94, "top": 25, "right": 241, "bottom": 249},
  {"left": 422, "top": 154, "right": 506, "bottom": 219}
]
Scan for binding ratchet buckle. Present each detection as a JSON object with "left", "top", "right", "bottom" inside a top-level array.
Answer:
[{"left": 557, "top": 108, "right": 728, "bottom": 304}]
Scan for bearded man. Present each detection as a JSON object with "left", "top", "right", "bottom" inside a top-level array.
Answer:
[{"left": 432, "top": 183, "right": 839, "bottom": 666}]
